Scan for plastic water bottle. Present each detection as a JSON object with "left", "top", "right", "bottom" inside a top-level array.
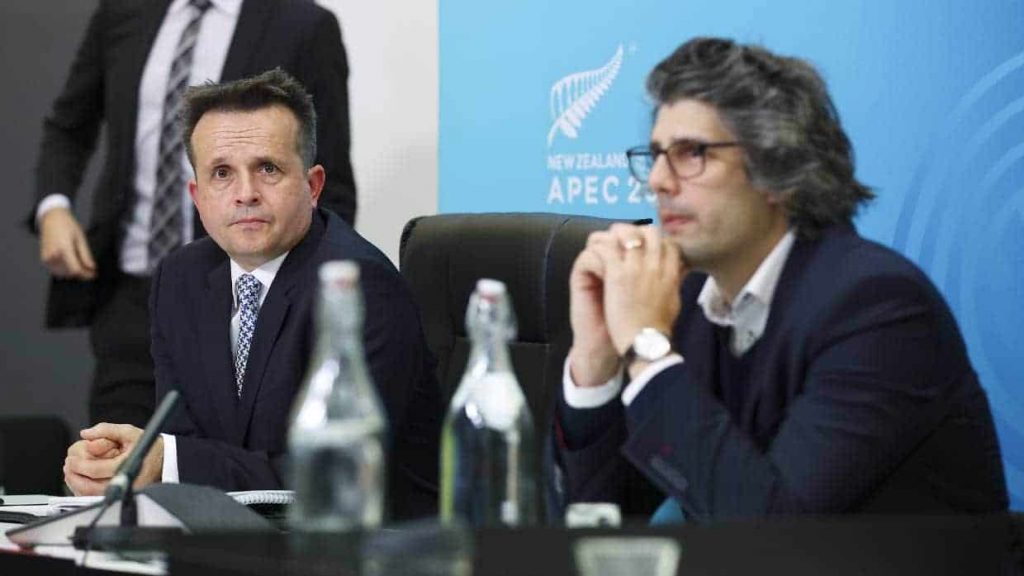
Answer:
[
  {"left": 440, "top": 279, "right": 537, "bottom": 526},
  {"left": 288, "top": 261, "right": 387, "bottom": 531}
]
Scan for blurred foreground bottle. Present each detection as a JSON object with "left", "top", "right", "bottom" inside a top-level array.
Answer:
[
  {"left": 440, "top": 279, "right": 537, "bottom": 526},
  {"left": 288, "top": 261, "right": 387, "bottom": 531}
]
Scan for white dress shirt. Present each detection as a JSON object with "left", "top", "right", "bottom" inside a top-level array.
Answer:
[
  {"left": 563, "top": 230, "right": 797, "bottom": 409},
  {"left": 161, "top": 251, "right": 289, "bottom": 483},
  {"left": 36, "top": 0, "right": 241, "bottom": 275}
]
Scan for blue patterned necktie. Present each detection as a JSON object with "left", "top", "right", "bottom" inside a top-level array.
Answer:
[
  {"left": 148, "top": 0, "right": 212, "bottom": 271},
  {"left": 234, "top": 273, "right": 263, "bottom": 398}
]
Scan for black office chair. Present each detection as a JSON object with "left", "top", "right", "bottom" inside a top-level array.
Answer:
[
  {"left": 399, "top": 212, "right": 645, "bottom": 520},
  {"left": 399, "top": 212, "right": 644, "bottom": 421},
  {"left": 0, "top": 416, "right": 71, "bottom": 496}
]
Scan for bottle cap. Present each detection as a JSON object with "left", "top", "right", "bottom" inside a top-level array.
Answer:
[
  {"left": 320, "top": 261, "right": 360, "bottom": 285},
  {"left": 475, "top": 278, "right": 506, "bottom": 297}
]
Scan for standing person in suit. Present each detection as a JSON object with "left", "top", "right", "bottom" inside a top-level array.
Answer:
[
  {"left": 33, "top": 0, "right": 357, "bottom": 429},
  {"left": 61, "top": 70, "right": 441, "bottom": 521},
  {"left": 553, "top": 37, "right": 1008, "bottom": 522}
]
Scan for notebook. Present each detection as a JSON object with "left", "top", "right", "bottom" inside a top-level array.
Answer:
[{"left": 226, "top": 490, "right": 294, "bottom": 506}]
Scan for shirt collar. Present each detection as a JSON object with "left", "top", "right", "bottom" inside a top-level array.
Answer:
[
  {"left": 169, "top": 0, "right": 242, "bottom": 16},
  {"left": 230, "top": 251, "right": 289, "bottom": 309},
  {"left": 697, "top": 229, "right": 797, "bottom": 333}
]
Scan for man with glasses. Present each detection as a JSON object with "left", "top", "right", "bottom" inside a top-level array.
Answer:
[{"left": 552, "top": 37, "right": 1007, "bottom": 522}]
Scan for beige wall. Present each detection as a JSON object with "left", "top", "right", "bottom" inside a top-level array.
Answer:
[{"left": 320, "top": 0, "right": 439, "bottom": 264}]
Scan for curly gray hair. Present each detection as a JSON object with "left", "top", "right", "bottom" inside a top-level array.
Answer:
[{"left": 647, "top": 37, "right": 874, "bottom": 236}]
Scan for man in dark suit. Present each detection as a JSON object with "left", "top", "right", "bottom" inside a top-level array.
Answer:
[
  {"left": 33, "top": 0, "right": 356, "bottom": 428},
  {"left": 553, "top": 37, "right": 1008, "bottom": 522},
  {"left": 62, "top": 70, "right": 441, "bottom": 521}
]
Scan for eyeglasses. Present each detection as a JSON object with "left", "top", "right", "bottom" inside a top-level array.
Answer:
[{"left": 626, "top": 139, "right": 741, "bottom": 183}]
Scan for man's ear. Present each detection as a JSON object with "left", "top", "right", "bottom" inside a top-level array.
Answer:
[
  {"left": 306, "top": 164, "right": 326, "bottom": 207},
  {"left": 763, "top": 187, "right": 790, "bottom": 207},
  {"left": 188, "top": 179, "right": 200, "bottom": 206}
]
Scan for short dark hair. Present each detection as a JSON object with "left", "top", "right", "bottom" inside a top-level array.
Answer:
[
  {"left": 182, "top": 68, "right": 317, "bottom": 169},
  {"left": 646, "top": 37, "right": 874, "bottom": 236}
]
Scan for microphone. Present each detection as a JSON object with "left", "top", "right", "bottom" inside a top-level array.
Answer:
[
  {"left": 102, "top": 390, "right": 180, "bottom": 504},
  {"left": 71, "top": 391, "right": 181, "bottom": 553}
]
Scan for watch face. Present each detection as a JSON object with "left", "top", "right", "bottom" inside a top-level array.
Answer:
[{"left": 635, "top": 328, "right": 671, "bottom": 361}]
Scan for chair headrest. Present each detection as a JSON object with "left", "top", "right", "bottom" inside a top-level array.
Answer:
[{"left": 400, "top": 212, "right": 645, "bottom": 343}]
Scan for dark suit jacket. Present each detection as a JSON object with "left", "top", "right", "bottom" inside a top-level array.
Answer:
[
  {"left": 34, "top": 0, "right": 357, "bottom": 328},
  {"left": 555, "top": 224, "right": 1008, "bottom": 521},
  {"left": 151, "top": 209, "right": 442, "bottom": 521}
]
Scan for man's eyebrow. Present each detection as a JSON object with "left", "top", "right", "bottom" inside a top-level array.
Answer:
[
  {"left": 253, "top": 155, "right": 284, "bottom": 165},
  {"left": 649, "top": 137, "right": 699, "bottom": 149}
]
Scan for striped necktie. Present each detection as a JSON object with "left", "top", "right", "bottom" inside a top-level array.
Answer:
[{"left": 148, "top": 0, "right": 212, "bottom": 271}]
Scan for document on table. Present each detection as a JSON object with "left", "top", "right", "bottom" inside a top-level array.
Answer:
[
  {"left": 47, "top": 495, "right": 102, "bottom": 515},
  {"left": 46, "top": 490, "right": 294, "bottom": 515},
  {"left": 0, "top": 495, "right": 50, "bottom": 506},
  {"left": 0, "top": 495, "right": 55, "bottom": 524}
]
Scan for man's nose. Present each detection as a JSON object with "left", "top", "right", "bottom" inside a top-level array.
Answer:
[
  {"left": 233, "top": 174, "right": 260, "bottom": 204},
  {"left": 649, "top": 154, "right": 680, "bottom": 197}
]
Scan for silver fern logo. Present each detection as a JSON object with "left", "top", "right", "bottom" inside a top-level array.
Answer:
[
  {"left": 547, "top": 45, "right": 624, "bottom": 147},
  {"left": 544, "top": 43, "right": 651, "bottom": 208}
]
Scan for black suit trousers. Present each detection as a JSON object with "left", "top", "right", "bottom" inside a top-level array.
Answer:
[{"left": 87, "top": 273, "right": 155, "bottom": 428}]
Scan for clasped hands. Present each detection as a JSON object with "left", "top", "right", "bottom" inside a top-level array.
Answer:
[
  {"left": 568, "top": 223, "right": 685, "bottom": 387},
  {"left": 64, "top": 423, "right": 164, "bottom": 496}
]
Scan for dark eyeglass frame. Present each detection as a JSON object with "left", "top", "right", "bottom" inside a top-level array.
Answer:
[{"left": 626, "top": 139, "right": 741, "bottom": 182}]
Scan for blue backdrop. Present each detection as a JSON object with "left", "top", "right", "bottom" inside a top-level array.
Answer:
[{"left": 440, "top": 0, "right": 1024, "bottom": 509}]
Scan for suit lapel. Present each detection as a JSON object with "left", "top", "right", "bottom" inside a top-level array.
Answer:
[
  {"left": 233, "top": 211, "right": 328, "bottom": 442},
  {"left": 735, "top": 233, "right": 815, "bottom": 431},
  {"left": 220, "top": 0, "right": 275, "bottom": 81},
  {"left": 675, "top": 279, "right": 717, "bottom": 392},
  {"left": 119, "top": 0, "right": 174, "bottom": 157},
  {"left": 200, "top": 260, "right": 238, "bottom": 439}
]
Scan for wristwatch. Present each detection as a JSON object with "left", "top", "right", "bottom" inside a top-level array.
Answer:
[{"left": 623, "top": 328, "right": 672, "bottom": 366}]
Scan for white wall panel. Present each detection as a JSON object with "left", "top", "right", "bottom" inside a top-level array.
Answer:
[{"left": 319, "top": 0, "right": 439, "bottom": 264}]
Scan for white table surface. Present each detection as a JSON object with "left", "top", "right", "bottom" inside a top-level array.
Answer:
[{"left": 1, "top": 509, "right": 166, "bottom": 575}]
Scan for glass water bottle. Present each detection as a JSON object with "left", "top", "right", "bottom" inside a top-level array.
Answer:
[
  {"left": 440, "top": 279, "right": 537, "bottom": 527},
  {"left": 288, "top": 261, "right": 387, "bottom": 531}
]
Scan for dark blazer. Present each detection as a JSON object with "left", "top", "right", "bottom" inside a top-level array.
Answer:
[
  {"left": 555, "top": 224, "right": 1008, "bottom": 521},
  {"left": 34, "top": 0, "right": 357, "bottom": 328},
  {"left": 151, "top": 209, "right": 442, "bottom": 521}
]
